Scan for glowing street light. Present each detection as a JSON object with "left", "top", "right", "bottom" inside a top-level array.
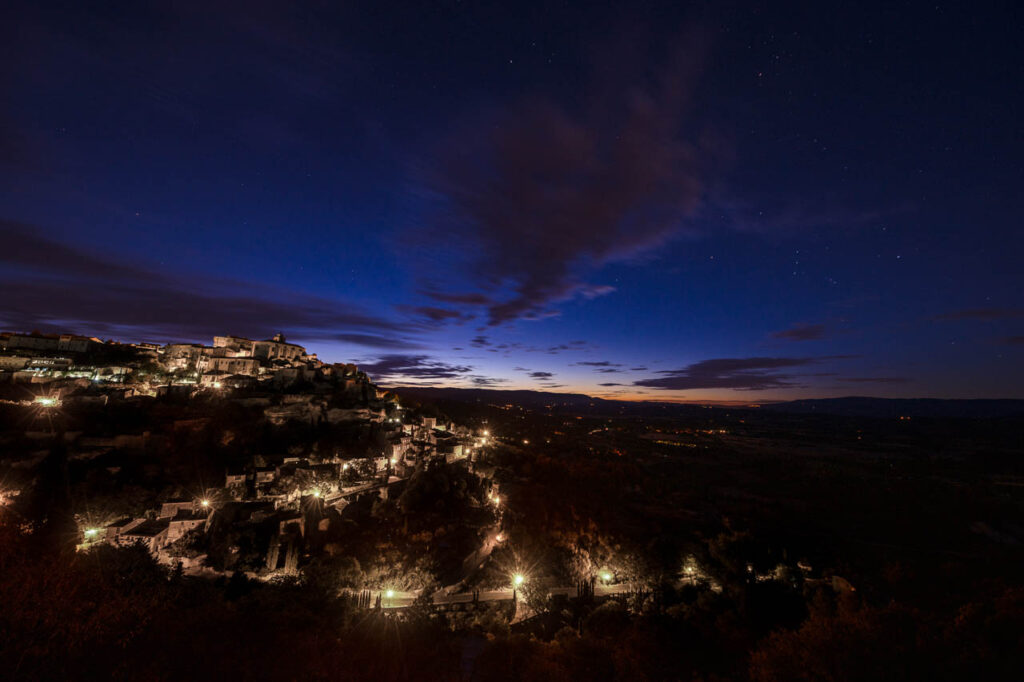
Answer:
[
  {"left": 200, "top": 499, "right": 210, "bottom": 508},
  {"left": 84, "top": 528, "right": 99, "bottom": 539},
  {"left": 482, "top": 430, "right": 490, "bottom": 437},
  {"left": 312, "top": 490, "right": 321, "bottom": 498},
  {"left": 35, "top": 396, "right": 58, "bottom": 407},
  {"left": 385, "top": 589, "right": 395, "bottom": 599},
  {"left": 600, "top": 571, "right": 612, "bottom": 583},
  {"left": 513, "top": 573, "right": 524, "bottom": 588}
]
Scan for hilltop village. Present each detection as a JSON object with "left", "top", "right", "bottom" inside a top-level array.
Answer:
[
  {"left": 3, "top": 330, "right": 1023, "bottom": 680},
  {"left": 0, "top": 330, "right": 497, "bottom": 583}
]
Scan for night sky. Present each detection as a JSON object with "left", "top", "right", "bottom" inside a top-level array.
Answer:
[{"left": 3, "top": 1, "right": 1022, "bottom": 401}]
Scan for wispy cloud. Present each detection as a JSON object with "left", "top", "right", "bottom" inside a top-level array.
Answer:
[
  {"left": 415, "top": 32, "right": 713, "bottom": 325},
  {"left": 330, "top": 333, "right": 421, "bottom": 350},
  {"left": 634, "top": 356, "right": 836, "bottom": 391},
  {"left": 0, "top": 221, "right": 402, "bottom": 342},
  {"left": 358, "top": 354, "right": 473, "bottom": 382},
  {"left": 772, "top": 323, "right": 826, "bottom": 341}
]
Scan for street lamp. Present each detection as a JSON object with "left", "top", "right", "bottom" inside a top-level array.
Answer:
[
  {"left": 513, "top": 573, "right": 524, "bottom": 587},
  {"left": 600, "top": 571, "right": 612, "bottom": 583}
]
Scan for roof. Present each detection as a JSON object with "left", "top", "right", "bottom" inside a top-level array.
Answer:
[
  {"left": 171, "top": 509, "right": 209, "bottom": 522},
  {"left": 123, "top": 519, "right": 170, "bottom": 537}
]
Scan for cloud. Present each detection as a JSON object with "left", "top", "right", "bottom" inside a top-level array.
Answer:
[
  {"left": 417, "top": 34, "right": 712, "bottom": 325},
  {"left": 0, "top": 221, "right": 402, "bottom": 342},
  {"left": 421, "top": 291, "right": 493, "bottom": 306},
  {"left": 574, "top": 361, "right": 622, "bottom": 367},
  {"left": 629, "top": 366, "right": 648, "bottom": 371},
  {"left": 932, "top": 308, "right": 1024, "bottom": 321},
  {"left": 837, "top": 377, "right": 909, "bottom": 384},
  {"left": 357, "top": 355, "right": 474, "bottom": 382},
  {"left": 470, "top": 375, "right": 508, "bottom": 387},
  {"left": 529, "top": 371, "right": 555, "bottom": 379},
  {"left": 544, "top": 341, "right": 591, "bottom": 354},
  {"left": 634, "top": 357, "right": 823, "bottom": 391},
  {"left": 772, "top": 323, "right": 826, "bottom": 341},
  {"left": 331, "top": 333, "right": 421, "bottom": 350},
  {"left": 397, "top": 305, "right": 473, "bottom": 324},
  {"left": 598, "top": 382, "right": 623, "bottom": 386},
  {"left": 469, "top": 335, "right": 491, "bottom": 348}
]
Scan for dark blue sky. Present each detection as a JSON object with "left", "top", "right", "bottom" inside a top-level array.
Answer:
[{"left": 3, "top": 1, "right": 1022, "bottom": 400}]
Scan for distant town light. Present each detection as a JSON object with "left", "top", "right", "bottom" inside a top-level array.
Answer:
[
  {"left": 522, "top": 439, "right": 529, "bottom": 445},
  {"left": 342, "top": 463, "right": 349, "bottom": 470},
  {"left": 212, "top": 381, "right": 222, "bottom": 389},
  {"left": 482, "top": 430, "right": 490, "bottom": 437},
  {"left": 390, "top": 457, "right": 397, "bottom": 465}
]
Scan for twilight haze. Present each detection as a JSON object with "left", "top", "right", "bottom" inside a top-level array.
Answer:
[{"left": 3, "top": 1, "right": 1022, "bottom": 401}]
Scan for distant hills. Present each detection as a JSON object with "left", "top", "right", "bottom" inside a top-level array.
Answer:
[
  {"left": 389, "top": 387, "right": 604, "bottom": 410},
  {"left": 389, "top": 386, "right": 1024, "bottom": 419},
  {"left": 764, "top": 397, "right": 1024, "bottom": 419}
]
